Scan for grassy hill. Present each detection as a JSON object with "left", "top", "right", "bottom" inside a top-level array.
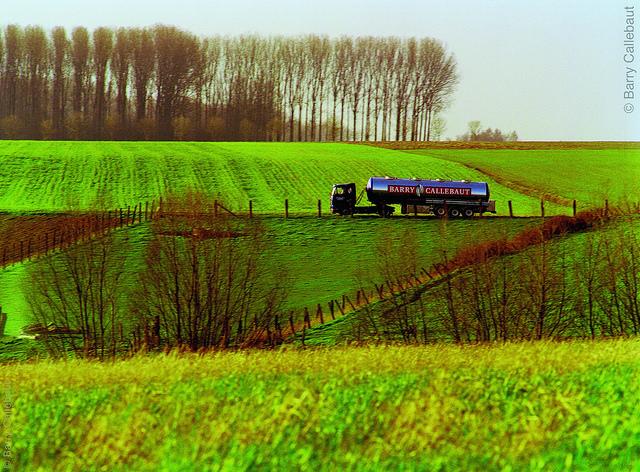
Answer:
[
  {"left": 0, "top": 216, "right": 535, "bottom": 337},
  {"left": 402, "top": 147, "right": 640, "bottom": 207},
  {"left": 301, "top": 215, "right": 640, "bottom": 346},
  {"left": 1, "top": 140, "right": 632, "bottom": 337},
  {"left": 4, "top": 340, "right": 640, "bottom": 470},
  {"left": 0, "top": 141, "right": 569, "bottom": 215}
]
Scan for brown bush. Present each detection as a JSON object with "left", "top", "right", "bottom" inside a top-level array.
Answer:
[{"left": 132, "top": 196, "right": 289, "bottom": 351}]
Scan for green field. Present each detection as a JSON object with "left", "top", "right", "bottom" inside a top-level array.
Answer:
[
  {"left": 0, "top": 216, "right": 535, "bottom": 337},
  {"left": 1, "top": 142, "right": 637, "bottom": 470},
  {"left": 0, "top": 141, "right": 570, "bottom": 216},
  {"left": 3, "top": 340, "right": 640, "bottom": 470},
  {"left": 402, "top": 147, "right": 640, "bottom": 206}
]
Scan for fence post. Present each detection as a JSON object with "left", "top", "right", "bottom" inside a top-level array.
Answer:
[
  {"left": 249, "top": 200, "right": 253, "bottom": 218},
  {"left": 0, "top": 309, "right": 6, "bottom": 338},
  {"left": 289, "top": 314, "right": 295, "bottom": 335},
  {"left": 153, "top": 315, "right": 161, "bottom": 347},
  {"left": 386, "top": 279, "right": 395, "bottom": 294},
  {"left": 573, "top": 200, "right": 577, "bottom": 217},
  {"left": 345, "top": 295, "right": 357, "bottom": 311},
  {"left": 508, "top": 200, "right": 513, "bottom": 218},
  {"left": 139, "top": 203, "right": 143, "bottom": 223},
  {"left": 317, "top": 199, "right": 322, "bottom": 217},
  {"left": 285, "top": 199, "right": 289, "bottom": 218},
  {"left": 604, "top": 199, "right": 609, "bottom": 217},
  {"left": 540, "top": 199, "right": 545, "bottom": 218},
  {"left": 317, "top": 303, "right": 324, "bottom": 324},
  {"left": 328, "top": 300, "right": 335, "bottom": 320},
  {"left": 304, "top": 307, "right": 311, "bottom": 328},
  {"left": 145, "top": 201, "right": 149, "bottom": 221},
  {"left": 120, "top": 209, "right": 123, "bottom": 228},
  {"left": 275, "top": 315, "right": 282, "bottom": 341},
  {"left": 127, "top": 206, "right": 131, "bottom": 225}
]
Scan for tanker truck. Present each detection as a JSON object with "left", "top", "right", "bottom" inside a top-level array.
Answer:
[{"left": 330, "top": 176, "right": 497, "bottom": 218}]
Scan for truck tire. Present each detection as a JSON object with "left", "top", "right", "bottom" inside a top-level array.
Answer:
[
  {"left": 449, "top": 207, "right": 462, "bottom": 218},
  {"left": 378, "top": 205, "right": 393, "bottom": 218},
  {"left": 434, "top": 206, "right": 447, "bottom": 218},
  {"left": 463, "top": 208, "right": 475, "bottom": 218}
]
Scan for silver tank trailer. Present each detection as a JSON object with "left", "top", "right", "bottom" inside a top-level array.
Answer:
[{"left": 366, "top": 177, "right": 490, "bottom": 204}]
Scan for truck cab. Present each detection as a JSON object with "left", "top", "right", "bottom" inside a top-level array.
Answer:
[
  {"left": 330, "top": 183, "right": 357, "bottom": 215},
  {"left": 331, "top": 182, "right": 395, "bottom": 216}
]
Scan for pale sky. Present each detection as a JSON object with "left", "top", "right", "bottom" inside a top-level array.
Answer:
[{"left": 4, "top": 0, "right": 639, "bottom": 140}]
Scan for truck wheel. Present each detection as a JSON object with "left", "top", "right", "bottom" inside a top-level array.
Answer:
[
  {"left": 463, "top": 208, "right": 475, "bottom": 218},
  {"left": 449, "top": 207, "right": 462, "bottom": 218},
  {"left": 434, "top": 206, "right": 447, "bottom": 218}
]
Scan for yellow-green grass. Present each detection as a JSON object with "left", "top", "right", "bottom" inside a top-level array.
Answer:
[
  {"left": 3, "top": 340, "right": 640, "bottom": 470},
  {"left": 402, "top": 147, "right": 640, "bottom": 207},
  {"left": 0, "top": 216, "right": 536, "bottom": 337},
  {"left": 0, "top": 141, "right": 568, "bottom": 216}
]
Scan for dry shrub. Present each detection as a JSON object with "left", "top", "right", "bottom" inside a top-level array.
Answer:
[
  {"left": 133, "top": 194, "right": 288, "bottom": 351},
  {"left": 26, "top": 232, "right": 129, "bottom": 359},
  {"left": 0, "top": 213, "right": 119, "bottom": 266},
  {"left": 446, "top": 207, "right": 614, "bottom": 273}
]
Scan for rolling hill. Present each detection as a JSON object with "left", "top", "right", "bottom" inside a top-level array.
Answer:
[
  {"left": 402, "top": 147, "right": 640, "bottom": 207},
  {"left": 0, "top": 141, "right": 570, "bottom": 216}
]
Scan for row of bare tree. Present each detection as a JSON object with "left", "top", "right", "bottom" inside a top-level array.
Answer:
[
  {"left": 355, "top": 219, "right": 640, "bottom": 344},
  {"left": 0, "top": 25, "right": 458, "bottom": 141}
]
